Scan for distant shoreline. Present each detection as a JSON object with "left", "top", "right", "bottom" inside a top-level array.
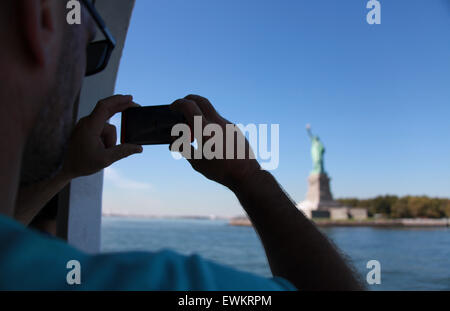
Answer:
[
  {"left": 229, "top": 217, "right": 450, "bottom": 228},
  {"left": 102, "top": 213, "right": 231, "bottom": 221},
  {"left": 102, "top": 214, "right": 450, "bottom": 228}
]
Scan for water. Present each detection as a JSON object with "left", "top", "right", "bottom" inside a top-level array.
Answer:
[{"left": 101, "top": 217, "right": 450, "bottom": 290}]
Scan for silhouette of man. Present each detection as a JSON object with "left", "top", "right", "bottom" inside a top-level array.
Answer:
[{"left": 0, "top": 0, "right": 362, "bottom": 290}]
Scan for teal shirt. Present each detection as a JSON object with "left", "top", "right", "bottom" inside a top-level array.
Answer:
[{"left": 0, "top": 215, "right": 296, "bottom": 291}]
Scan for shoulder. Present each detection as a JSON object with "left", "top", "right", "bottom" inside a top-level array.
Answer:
[
  {"left": 89, "top": 249, "right": 296, "bottom": 291},
  {"left": 0, "top": 215, "right": 296, "bottom": 291}
]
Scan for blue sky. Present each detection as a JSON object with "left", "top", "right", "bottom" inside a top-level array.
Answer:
[{"left": 103, "top": 0, "right": 450, "bottom": 217}]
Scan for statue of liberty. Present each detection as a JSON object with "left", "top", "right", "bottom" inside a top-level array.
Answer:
[
  {"left": 306, "top": 124, "right": 325, "bottom": 175},
  {"left": 298, "top": 124, "right": 342, "bottom": 218}
]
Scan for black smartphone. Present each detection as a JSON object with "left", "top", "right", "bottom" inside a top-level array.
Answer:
[{"left": 121, "top": 105, "right": 186, "bottom": 145}]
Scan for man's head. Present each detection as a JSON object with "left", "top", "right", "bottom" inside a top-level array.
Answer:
[{"left": 0, "top": 0, "right": 96, "bottom": 186}]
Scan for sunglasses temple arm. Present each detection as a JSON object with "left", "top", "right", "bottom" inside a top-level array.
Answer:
[{"left": 80, "top": 0, "right": 117, "bottom": 47}]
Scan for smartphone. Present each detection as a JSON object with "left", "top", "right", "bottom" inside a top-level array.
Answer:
[{"left": 121, "top": 105, "right": 186, "bottom": 145}]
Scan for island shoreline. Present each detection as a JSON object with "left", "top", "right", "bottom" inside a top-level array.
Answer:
[{"left": 229, "top": 218, "right": 450, "bottom": 228}]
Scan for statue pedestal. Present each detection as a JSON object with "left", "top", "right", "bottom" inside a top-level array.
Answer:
[
  {"left": 305, "top": 173, "right": 340, "bottom": 210},
  {"left": 298, "top": 173, "right": 341, "bottom": 218}
]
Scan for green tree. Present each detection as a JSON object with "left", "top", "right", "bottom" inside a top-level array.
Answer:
[{"left": 337, "top": 195, "right": 450, "bottom": 219}]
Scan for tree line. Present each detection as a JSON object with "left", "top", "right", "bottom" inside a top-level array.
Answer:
[{"left": 337, "top": 195, "right": 450, "bottom": 219}]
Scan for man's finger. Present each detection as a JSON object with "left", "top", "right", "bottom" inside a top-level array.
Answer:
[
  {"left": 184, "top": 94, "right": 218, "bottom": 120},
  {"left": 101, "top": 123, "right": 117, "bottom": 148},
  {"left": 105, "top": 144, "right": 143, "bottom": 165},
  {"left": 170, "top": 98, "right": 205, "bottom": 127},
  {"left": 169, "top": 141, "right": 196, "bottom": 162},
  {"left": 170, "top": 98, "right": 210, "bottom": 142},
  {"left": 89, "top": 95, "right": 134, "bottom": 133}
]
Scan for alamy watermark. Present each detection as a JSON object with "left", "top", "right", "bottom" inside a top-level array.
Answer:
[
  {"left": 366, "top": 0, "right": 381, "bottom": 25},
  {"left": 170, "top": 117, "right": 280, "bottom": 171},
  {"left": 66, "top": 0, "right": 81, "bottom": 25},
  {"left": 366, "top": 260, "right": 381, "bottom": 285},
  {"left": 66, "top": 260, "right": 81, "bottom": 285},
  {"left": 67, "top": 1, "right": 381, "bottom": 26}
]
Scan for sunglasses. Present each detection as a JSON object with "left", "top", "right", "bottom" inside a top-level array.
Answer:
[{"left": 81, "top": 0, "right": 117, "bottom": 76}]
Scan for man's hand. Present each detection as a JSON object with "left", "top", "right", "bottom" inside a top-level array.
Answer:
[
  {"left": 170, "top": 94, "right": 363, "bottom": 290},
  {"left": 61, "top": 95, "right": 143, "bottom": 180},
  {"left": 170, "top": 95, "right": 261, "bottom": 190},
  {"left": 15, "top": 95, "right": 143, "bottom": 226}
]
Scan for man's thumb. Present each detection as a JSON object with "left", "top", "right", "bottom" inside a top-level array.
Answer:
[{"left": 107, "top": 144, "right": 143, "bottom": 164}]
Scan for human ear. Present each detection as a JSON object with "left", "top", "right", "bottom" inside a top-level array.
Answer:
[{"left": 18, "top": 0, "right": 58, "bottom": 68}]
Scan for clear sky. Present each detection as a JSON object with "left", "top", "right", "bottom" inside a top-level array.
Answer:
[{"left": 103, "top": 0, "right": 450, "bottom": 217}]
